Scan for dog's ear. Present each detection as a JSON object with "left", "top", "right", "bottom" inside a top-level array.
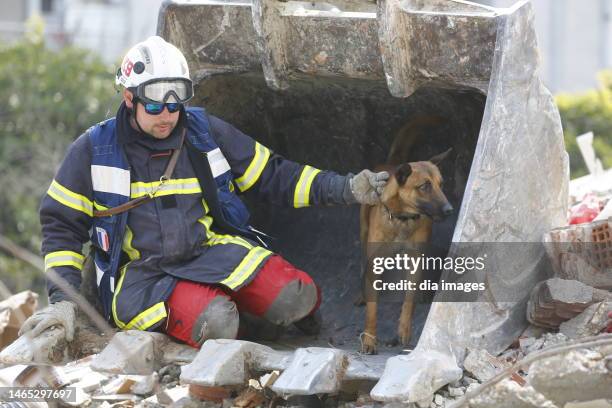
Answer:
[
  {"left": 380, "top": 177, "right": 399, "bottom": 203},
  {"left": 428, "top": 147, "right": 453, "bottom": 165},
  {"left": 395, "top": 163, "right": 412, "bottom": 186}
]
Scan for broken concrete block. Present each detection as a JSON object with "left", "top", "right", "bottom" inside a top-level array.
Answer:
[
  {"left": 559, "top": 301, "right": 612, "bottom": 339},
  {"left": 129, "top": 373, "right": 159, "bottom": 396},
  {"left": 259, "top": 370, "right": 280, "bottom": 388},
  {"left": 141, "top": 394, "right": 162, "bottom": 408},
  {"left": 528, "top": 348, "right": 612, "bottom": 406},
  {"left": 415, "top": 393, "right": 433, "bottom": 408},
  {"left": 371, "top": 350, "right": 462, "bottom": 403},
  {"left": 101, "top": 376, "right": 136, "bottom": 395},
  {"left": 181, "top": 340, "right": 275, "bottom": 387},
  {"left": 448, "top": 386, "right": 465, "bottom": 398},
  {"left": 0, "top": 291, "right": 38, "bottom": 351},
  {"left": 463, "top": 349, "right": 509, "bottom": 382},
  {"left": 465, "top": 378, "right": 558, "bottom": 408},
  {"left": 465, "top": 383, "right": 480, "bottom": 395},
  {"left": 72, "top": 372, "right": 108, "bottom": 393},
  {"left": 156, "top": 385, "right": 190, "bottom": 405},
  {"left": 14, "top": 365, "right": 66, "bottom": 389},
  {"left": 434, "top": 394, "right": 449, "bottom": 406},
  {"left": 91, "top": 330, "right": 169, "bottom": 375},
  {"left": 544, "top": 220, "right": 612, "bottom": 290},
  {"left": 271, "top": 347, "right": 347, "bottom": 396},
  {"left": 527, "top": 279, "right": 611, "bottom": 329},
  {"left": 0, "top": 327, "right": 69, "bottom": 365}
]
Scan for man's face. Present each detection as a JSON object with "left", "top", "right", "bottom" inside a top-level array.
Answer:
[{"left": 123, "top": 89, "right": 180, "bottom": 139}]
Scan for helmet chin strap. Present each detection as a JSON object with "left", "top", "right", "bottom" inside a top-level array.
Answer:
[{"left": 128, "top": 101, "right": 147, "bottom": 135}]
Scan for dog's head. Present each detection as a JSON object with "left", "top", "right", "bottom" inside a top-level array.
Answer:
[{"left": 381, "top": 148, "right": 453, "bottom": 221}]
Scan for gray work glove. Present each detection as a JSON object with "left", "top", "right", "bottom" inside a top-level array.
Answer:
[
  {"left": 343, "top": 170, "right": 389, "bottom": 205},
  {"left": 18, "top": 300, "right": 77, "bottom": 342}
]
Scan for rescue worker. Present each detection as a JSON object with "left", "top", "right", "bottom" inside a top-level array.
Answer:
[{"left": 19, "top": 36, "right": 389, "bottom": 347}]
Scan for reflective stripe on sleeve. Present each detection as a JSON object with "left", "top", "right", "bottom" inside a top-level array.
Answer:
[
  {"left": 220, "top": 246, "right": 272, "bottom": 289},
  {"left": 44, "top": 251, "right": 85, "bottom": 271},
  {"left": 235, "top": 142, "right": 271, "bottom": 192},
  {"left": 47, "top": 180, "right": 93, "bottom": 217},
  {"left": 293, "top": 165, "right": 321, "bottom": 208}
]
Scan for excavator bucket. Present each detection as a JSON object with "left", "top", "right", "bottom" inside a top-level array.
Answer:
[{"left": 157, "top": 0, "right": 568, "bottom": 402}]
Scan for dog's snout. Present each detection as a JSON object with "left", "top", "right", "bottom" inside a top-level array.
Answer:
[{"left": 442, "top": 203, "right": 454, "bottom": 216}]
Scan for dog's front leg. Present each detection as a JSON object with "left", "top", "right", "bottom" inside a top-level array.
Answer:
[
  {"left": 397, "top": 264, "right": 421, "bottom": 346},
  {"left": 361, "top": 261, "right": 378, "bottom": 354}
]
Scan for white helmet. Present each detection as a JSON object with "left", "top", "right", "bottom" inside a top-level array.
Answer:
[{"left": 116, "top": 36, "right": 193, "bottom": 104}]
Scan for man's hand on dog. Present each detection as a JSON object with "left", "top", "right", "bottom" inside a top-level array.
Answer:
[{"left": 345, "top": 170, "right": 390, "bottom": 205}]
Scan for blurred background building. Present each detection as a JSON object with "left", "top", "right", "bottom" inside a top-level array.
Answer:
[
  {"left": 0, "top": 0, "right": 610, "bottom": 93},
  {"left": 0, "top": 0, "right": 163, "bottom": 62}
]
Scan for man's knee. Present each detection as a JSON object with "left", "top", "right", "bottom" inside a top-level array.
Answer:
[
  {"left": 191, "top": 296, "right": 239, "bottom": 346},
  {"left": 264, "top": 279, "right": 319, "bottom": 326}
]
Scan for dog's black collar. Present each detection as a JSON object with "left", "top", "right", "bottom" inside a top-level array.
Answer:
[{"left": 383, "top": 205, "right": 420, "bottom": 222}]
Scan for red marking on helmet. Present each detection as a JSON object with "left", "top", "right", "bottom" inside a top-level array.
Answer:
[{"left": 123, "top": 59, "right": 134, "bottom": 77}]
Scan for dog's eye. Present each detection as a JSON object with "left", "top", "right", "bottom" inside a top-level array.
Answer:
[{"left": 419, "top": 182, "right": 431, "bottom": 192}]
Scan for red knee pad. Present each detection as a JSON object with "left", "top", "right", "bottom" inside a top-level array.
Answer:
[
  {"left": 165, "top": 280, "right": 231, "bottom": 347},
  {"left": 231, "top": 255, "right": 321, "bottom": 317}
]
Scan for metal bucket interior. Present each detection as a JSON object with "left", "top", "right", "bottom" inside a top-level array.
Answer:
[{"left": 193, "top": 73, "right": 486, "bottom": 352}]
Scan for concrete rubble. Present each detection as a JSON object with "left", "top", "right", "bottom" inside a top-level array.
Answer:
[
  {"left": 0, "top": 267, "right": 609, "bottom": 408},
  {"left": 0, "top": 291, "right": 38, "bottom": 351},
  {"left": 527, "top": 278, "right": 612, "bottom": 329}
]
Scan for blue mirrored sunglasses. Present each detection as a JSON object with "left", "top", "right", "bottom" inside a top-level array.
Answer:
[{"left": 143, "top": 102, "right": 182, "bottom": 115}]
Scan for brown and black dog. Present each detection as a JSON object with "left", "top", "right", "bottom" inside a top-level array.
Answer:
[{"left": 359, "top": 148, "right": 453, "bottom": 354}]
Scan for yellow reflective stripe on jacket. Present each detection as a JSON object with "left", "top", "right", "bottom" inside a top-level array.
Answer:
[
  {"left": 122, "top": 226, "right": 141, "bottom": 261},
  {"left": 198, "top": 215, "right": 214, "bottom": 240},
  {"left": 124, "top": 302, "right": 167, "bottom": 331},
  {"left": 220, "top": 246, "right": 272, "bottom": 289},
  {"left": 207, "top": 235, "right": 253, "bottom": 250},
  {"left": 235, "top": 142, "right": 270, "bottom": 192},
  {"left": 93, "top": 201, "right": 108, "bottom": 211},
  {"left": 131, "top": 178, "right": 201, "bottom": 198},
  {"left": 44, "top": 251, "right": 85, "bottom": 270},
  {"left": 112, "top": 263, "right": 129, "bottom": 329},
  {"left": 112, "top": 262, "right": 168, "bottom": 331},
  {"left": 47, "top": 180, "right": 93, "bottom": 216},
  {"left": 197, "top": 208, "right": 253, "bottom": 249},
  {"left": 293, "top": 165, "right": 321, "bottom": 208}
]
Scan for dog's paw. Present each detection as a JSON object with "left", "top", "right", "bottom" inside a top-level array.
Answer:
[
  {"left": 398, "top": 325, "right": 412, "bottom": 346},
  {"left": 383, "top": 336, "right": 399, "bottom": 347},
  {"left": 360, "top": 332, "right": 378, "bottom": 354}
]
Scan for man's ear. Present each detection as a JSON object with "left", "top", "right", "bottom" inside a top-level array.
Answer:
[
  {"left": 395, "top": 163, "right": 412, "bottom": 186},
  {"left": 123, "top": 89, "right": 134, "bottom": 109},
  {"left": 428, "top": 148, "right": 452, "bottom": 165}
]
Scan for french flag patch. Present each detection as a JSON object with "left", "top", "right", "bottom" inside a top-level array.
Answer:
[{"left": 96, "top": 227, "right": 110, "bottom": 252}]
